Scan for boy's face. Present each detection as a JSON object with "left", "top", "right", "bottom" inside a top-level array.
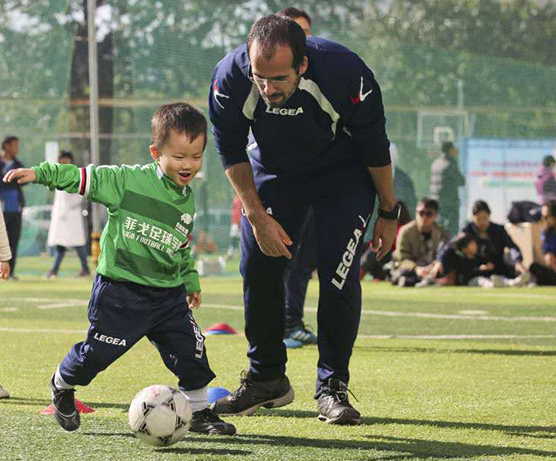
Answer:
[
  {"left": 462, "top": 240, "right": 478, "bottom": 258},
  {"left": 542, "top": 205, "right": 556, "bottom": 230},
  {"left": 150, "top": 129, "right": 204, "bottom": 187}
]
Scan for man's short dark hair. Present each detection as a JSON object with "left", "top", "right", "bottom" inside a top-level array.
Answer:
[
  {"left": 2, "top": 136, "right": 19, "bottom": 150},
  {"left": 472, "top": 200, "right": 491, "bottom": 215},
  {"left": 542, "top": 155, "right": 555, "bottom": 168},
  {"left": 151, "top": 102, "right": 207, "bottom": 150},
  {"left": 441, "top": 141, "right": 455, "bottom": 155},
  {"left": 247, "top": 15, "right": 306, "bottom": 71},
  {"left": 277, "top": 7, "right": 312, "bottom": 25},
  {"left": 58, "top": 151, "right": 74, "bottom": 163},
  {"left": 544, "top": 199, "right": 556, "bottom": 217},
  {"left": 417, "top": 197, "right": 439, "bottom": 212},
  {"left": 454, "top": 232, "right": 476, "bottom": 252}
]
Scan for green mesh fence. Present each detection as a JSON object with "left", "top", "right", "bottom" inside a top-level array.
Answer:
[{"left": 1, "top": 0, "right": 555, "bottom": 255}]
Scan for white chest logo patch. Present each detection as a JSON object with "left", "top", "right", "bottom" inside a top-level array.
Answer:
[{"left": 265, "top": 106, "right": 304, "bottom": 116}]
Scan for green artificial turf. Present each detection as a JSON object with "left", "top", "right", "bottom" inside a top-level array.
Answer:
[{"left": 0, "top": 256, "right": 555, "bottom": 460}]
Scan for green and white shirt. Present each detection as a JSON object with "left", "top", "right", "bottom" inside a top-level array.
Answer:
[{"left": 33, "top": 162, "right": 200, "bottom": 292}]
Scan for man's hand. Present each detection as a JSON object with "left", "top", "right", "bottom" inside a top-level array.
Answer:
[
  {"left": 429, "top": 261, "right": 443, "bottom": 278},
  {"left": 250, "top": 212, "right": 292, "bottom": 259},
  {"left": 371, "top": 217, "right": 397, "bottom": 261},
  {"left": 3, "top": 168, "right": 36, "bottom": 185},
  {"left": 0, "top": 261, "right": 10, "bottom": 279},
  {"left": 187, "top": 292, "right": 202, "bottom": 309},
  {"left": 416, "top": 265, "right": 432, "bottom": 278},
  {"left": 479, "top": 262, "right": 495, "bottom": 272},
  {"left": 515, "top": 262, "right": 527, "bottom": 274}
]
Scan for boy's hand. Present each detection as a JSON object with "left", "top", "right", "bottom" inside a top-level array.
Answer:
[
  {"left": 187, "top": 292, "right": 202, "bottom": 309},
  {"left": 0, "top": 261, "right": 11, "bottom": 279},
  {"left": 3, "top": 168, "right": 36, "bottom": 185}
]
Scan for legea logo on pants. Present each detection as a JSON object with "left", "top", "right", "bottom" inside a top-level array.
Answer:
[{"left": 93, "top": 332, "right": 127, "bottom": 347}]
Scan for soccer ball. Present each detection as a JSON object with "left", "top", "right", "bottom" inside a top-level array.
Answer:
[{"left": 128, "top": 385, "right": 192, "bottom": 447}]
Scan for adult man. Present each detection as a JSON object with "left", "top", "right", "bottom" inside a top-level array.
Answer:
[
  {"left": 529, "top": 200, "right": 556, "bottom": 285},
  {"left": 391, "top": 198, "right": 450, "bottom": 287},
  {"left": 276, "top": 7, "right": 318, "bottom": 348},
  {"left": 0, "top": 136, "right": 25, "bottom": 279},
  {"left": 208, "top": 15, "right": 397, "bottom": 424},
  {"left": 430, "top": 141, "right": 465, "bottom": 236}
]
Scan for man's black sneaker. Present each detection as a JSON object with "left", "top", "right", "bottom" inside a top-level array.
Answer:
[
  {"left": 212, "top": 370, "right": 294, "bottom": 416},
  {"left": 50, "top": 374, "right": 80, "bottom": 431},
  {"left": 189, "top": 407, "right": 236, "bottom": 435},
  {"left": 317, "top": 378, "right": 361, "bottom": 425}
]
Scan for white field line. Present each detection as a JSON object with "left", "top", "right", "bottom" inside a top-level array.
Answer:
[
  {"left": 357, "top": 334, "right": 556, "bottom": 339},
  {"left": 3, "top": 299, "right": 556, "bottom": 322},
  {"left": 1, "top": 326, "right": 555, "bottom": 340},
  {"left": 370, "top": 290, "right": 556, "bottom": 301}
]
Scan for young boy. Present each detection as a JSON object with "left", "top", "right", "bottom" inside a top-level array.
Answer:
[
  {"left": 0, "top": 206, "right": 12, "bottom": 398},
  {"left": 3, "top": 103, "right": 236, "bottom": 435}
]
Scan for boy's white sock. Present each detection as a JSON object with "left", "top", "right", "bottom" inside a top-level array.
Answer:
[
  {"left": 181, "top": 386, "right": 208, "bottom": 413},
  {"left": 54, "top": 366, "right": 75, "bottom": 390}
]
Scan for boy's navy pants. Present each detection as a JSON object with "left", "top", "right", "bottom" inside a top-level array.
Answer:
[
  {"left": 241, "top": 161, "right": 376, "bottom": 397},
  {"left": 58, "top": 275, "right": 215, "bottom": 391}
]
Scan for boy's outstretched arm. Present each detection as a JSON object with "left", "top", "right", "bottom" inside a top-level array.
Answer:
[{"left": 2, "top": 168, "right": 36, "bottom": 185}]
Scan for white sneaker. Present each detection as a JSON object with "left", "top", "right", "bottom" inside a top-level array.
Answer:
[
  {"left": 490, "top": 275, "right": 506, "bottom": 288},
  {"left": 508, "top": 272, "right": 532, "bottom": 287},
  {"left": 0, "top": 384, "right": 10, "bottom": 399}
]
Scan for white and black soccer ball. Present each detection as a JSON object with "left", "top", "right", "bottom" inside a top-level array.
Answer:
[{"left": 128, "top": 385, "right": 192, "bottom": 447}]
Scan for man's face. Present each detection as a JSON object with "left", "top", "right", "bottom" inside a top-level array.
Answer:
[
  {"left": 542, "top": 205, "right": 556, "bottom": 230},
  {"left": 472, "top": 210, "right": 490, "bottom": 232},
  {"left": 150, "top": 129, "right": 204, "bottom": 187},
  {"left": 450, "top": 146, "right": 458, "bottom": 158},
  {"left": 59, "top": 156, "right": 72, "bottom": 165},
  {"left": 4, "top": 140, "right": 19, "bottom": 158},
  {"left": 249, "top": 41, "right": 308, "bottom": 108},
  {"left": 415, "top": 205, "right": 437, "bottom": 229}
]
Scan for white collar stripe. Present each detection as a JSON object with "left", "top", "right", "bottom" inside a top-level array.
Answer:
[
  {"left": 298, "top": 77, "right": 340, "bottom": 136},
  {"left": 242, "top": 83, "right": 260, "bottom": 120}
]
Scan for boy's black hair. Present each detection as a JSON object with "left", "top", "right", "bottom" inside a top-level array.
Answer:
[
  {"left": 151, "top": 102, "right": 207, "bottom": 150},
  {"left": 2, "top": 135, "right": 18, "bottom": 150},
  {"left": 247, "top": 15, "right": 306, "bottom": 71},
  {"left": 417, "top": 197, "right": 439, "bottom": 212},
  {"left": 472, "top": 200, "right": 491, "bottom": 215},
  {"left": 542, "top": 155, "right": 555, "bottom": 168},
  {"left": 453, "top": 232, "right": 476, "bottom": 252},
  {"left": 58, "top": 150, "right": 74, "bottom": 163},
  {"left": 441, "top": 141, "right": 455, "bottom": 155}
]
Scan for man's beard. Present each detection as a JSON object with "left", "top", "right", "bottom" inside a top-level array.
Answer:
[{"left": 263, "top": 75, "right": 301, "bottom": 108}]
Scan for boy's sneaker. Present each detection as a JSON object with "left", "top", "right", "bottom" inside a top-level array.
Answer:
[
  {"left": 50, "top": 374, "right": 80, "bottom": 431},
  {"left": 283, "top": 337, "right": 303, "bottom": 349},
  {"left": 212, "top": 370, "right": 294, "bottom": 416},
  {"left": 0, "top": 384, "right": 10, "bottom": 399},
  {"left": 45, "top": 270, "right": 57, "bottom": 280},
  {"left": 189, "top": 407, "right": 236, "bottom": 435},
  {"left": 317, "top": 378, "right": 361, "bottom": 425},
  {"left": 284, "top": 323, "right": 317, "bottom": 345}
]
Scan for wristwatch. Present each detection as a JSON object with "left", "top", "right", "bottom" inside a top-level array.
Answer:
[{"left": 377, "top": 201, "right": 401, "bottom": 221}]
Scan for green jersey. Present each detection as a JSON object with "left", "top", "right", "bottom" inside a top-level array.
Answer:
[{"left": 33, "top": 161, "right": 200, "bottom": 292}]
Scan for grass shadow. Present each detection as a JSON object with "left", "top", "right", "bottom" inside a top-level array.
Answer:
[
  {"left": 157, "top": 447, "right": 252, "bottom": 456},
  {"left": 189, "top": 433, "right": 556, "bottom": 459},
  {"left": 364, "top": 416, "right": 556, "bottom": 437},
  {"left": 83, "top": 432, "right": 135, "bottom": 438}
]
